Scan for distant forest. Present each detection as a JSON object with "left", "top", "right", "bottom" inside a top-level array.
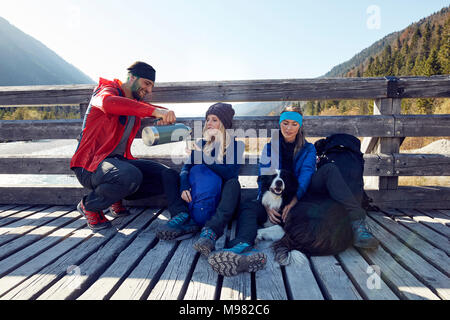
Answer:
[
  {"left": 302, "top": 7, "right": 449, "bottom": 117},
  {"left": 0, "top": 106, "right": 80, "bottom": 120}
]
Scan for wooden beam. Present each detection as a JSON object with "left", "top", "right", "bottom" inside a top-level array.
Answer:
[
  {"left": 395, "top": 114, "right": 450, "bottom": 137},
  {"left": 0, "top": 84, "right": 95, "bottom": 106},
  {"left": 396, "top": 75, "right": 450, "bottom": 99},
  {"left": 0, "top": 154, "right": 395, "bottom": 176},
  {"left": 394, "top": 153, "right": 450, "bottom": 176},
  {"left": 0, "top": 76, "right": 448, "bottom": 106},
  {"left": 0, "top": 115, "right": 394, "bottom": 140},
  {"left": 365, "top": 186, "right": 450, "bottom": 209},
  {"left": 1, "top": 114, "right": 448, "bottom": 141},
  {"left": 0, "top": 186, "right": 448, "bottom": 209},
  {"left": 0, "top": 78, "right": 387, "bottom": 106}
]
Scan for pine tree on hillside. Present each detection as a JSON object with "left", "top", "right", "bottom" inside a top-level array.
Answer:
[
  {"left": 424, "top": 48, "right": 442, "bottom": 76},
  {"left": 438, "top": 17, "right": 450, "bottom": 73},
  {"left": 420, "top": 22, "right": 432, "bottom": 59},
  {"left": 317, "top": 8, "right": 449, "bottom": 117}
]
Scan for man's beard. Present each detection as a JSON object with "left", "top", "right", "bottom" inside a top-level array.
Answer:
[{"left": 131, "top": 81, "right": 144, "bottom": 101}]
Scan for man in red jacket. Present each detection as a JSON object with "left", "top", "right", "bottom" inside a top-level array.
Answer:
[{"left": 71, "top": 61, "right": 176, "bottom": 231}]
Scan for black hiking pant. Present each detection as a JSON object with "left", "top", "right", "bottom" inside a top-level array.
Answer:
[
  {"left": 231, "top": 163, "right": 366, "bottom": 246},
  {"left": 162, "top": 168, "right": 241, "bottom": 238},
  {"left": 73, "top": 155, "right": 170, "bottom": 211}
]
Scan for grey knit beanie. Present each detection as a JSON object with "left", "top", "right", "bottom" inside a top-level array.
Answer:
[{"left": 205, "top": 102, "right": 235, "bottom": 129}]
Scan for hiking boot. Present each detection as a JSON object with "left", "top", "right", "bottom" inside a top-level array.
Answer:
[
  {"left": 156, "top": 212, "right": 200, "bottom": 240},
  {"left": 207, "top": 242, "right": 267, "bottom": 277},
  {"left": 108, "top": 200, "right": 130, "bottom": 217},
  {"left": 193, "top": 227, "right": 217, "bottom": 257},
  {"left": 352, "top": 219, "right": 379, "bottom": 250},
  {"left": 77, "top": 199, "right": 111, "bottom": 231}
]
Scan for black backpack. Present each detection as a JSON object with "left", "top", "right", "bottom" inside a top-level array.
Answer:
[{"left": 314, "top": 133, "right": 378, "bottom": 211}]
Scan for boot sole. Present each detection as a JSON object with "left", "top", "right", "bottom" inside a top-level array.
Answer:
[
  {"left": 156, "top": 228, "right": 197, "bottom": 241},
  {"left": 193, "top": 240, "right": 215, "bottom": 257},
  {"left": 353, "top": 239, "right": 380, "bottom": 250},
  {"left": 108, "top": 208, "right": 130, "bottom": 218},
  {"left": 207, "top": 251, "right": 267, "bottom": 277}
]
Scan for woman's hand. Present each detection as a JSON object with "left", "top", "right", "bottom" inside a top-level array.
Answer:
[
  {"left": 282, "top": 197, "right": 298, "bottom": 222},
  {"left": 181, "top": 190, "right": 192, "bottom": 203},
  {"left": 264, "top": 205, "right": 282, "bottom": 225}
]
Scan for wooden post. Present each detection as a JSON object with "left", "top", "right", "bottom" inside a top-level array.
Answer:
[
  {"left": 79, "top": 103, "right": 88, "bottom": 119},
  {"left": 367, "top": 98, "right": 402, "bottom": 190}
]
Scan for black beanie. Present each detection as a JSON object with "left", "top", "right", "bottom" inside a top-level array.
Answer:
[
  {"left": 205, "top": 102, "right": 235, "bottom": 129},
  {"left": 127, "top": 61, "right": 156, "bottom": 82}
]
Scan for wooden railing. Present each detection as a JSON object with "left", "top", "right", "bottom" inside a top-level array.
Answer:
[{"left": 0, "top": 75, "right": 449, "bottom": 208}]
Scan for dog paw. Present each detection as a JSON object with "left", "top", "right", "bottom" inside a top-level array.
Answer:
[
  {"left": 255, "top": 229, "right": 267, "bottom": 243},
  {"left": 256, "top": 225, "right": 285, "bottom": 243}
]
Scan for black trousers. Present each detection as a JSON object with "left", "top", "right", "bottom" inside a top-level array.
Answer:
[
  {"left": 73, "top": 155, "right": 169, "bottom": 211},
  {"left": 231, "top": 163, "right": 366, "bottom": 246},
  {"left": 162, "top": 168, "right": 241, "bottom": 238}
]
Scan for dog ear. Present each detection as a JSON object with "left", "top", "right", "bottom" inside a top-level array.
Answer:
[{"left": 259, "top": 174, "right": 274, "bottom": 190}]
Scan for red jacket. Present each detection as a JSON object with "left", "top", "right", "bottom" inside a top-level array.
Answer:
[{"left": 70, "top": 78, "right": 160, "bottom": 172}]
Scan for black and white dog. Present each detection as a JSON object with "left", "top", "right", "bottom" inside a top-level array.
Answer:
[
  {"left": 257, "top": 169, "right": 297, "bottom": 234},
  {"left": 256, "top": 169, "right": 353, "bottom": 266}
]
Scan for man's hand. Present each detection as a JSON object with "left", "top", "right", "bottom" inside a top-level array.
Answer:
[
  {"left": 264, "top": 205, "right": 282, "bottom": 225},
  {"left": 181, "top": 190, "right": 192, "bottom": 203},
  {"left": 282, "top": 196, "right": 298, "bottom": 223},
  {"left": 152, "top": 108, "right": 176, "bottom": 125}
]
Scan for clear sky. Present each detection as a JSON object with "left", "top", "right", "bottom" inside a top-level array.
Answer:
[{"left": 2, "top": 0, "right": 448, "bottom": 84}]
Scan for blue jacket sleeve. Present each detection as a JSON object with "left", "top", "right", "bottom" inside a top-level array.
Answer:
[
  {"left": 295, "top": 143, "right": 317, "bottom": 200},
  {"left": 180, "top": 162, "right": 193, "bottom": 192}
]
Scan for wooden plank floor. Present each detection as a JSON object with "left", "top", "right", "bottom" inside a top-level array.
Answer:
[{"left": 0, "top": 204, "right": 448, "bottom": 300}]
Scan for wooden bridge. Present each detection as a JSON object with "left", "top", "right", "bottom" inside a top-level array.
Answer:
[{"left": 0, "top": 76, "right": 448, "bottom": 301}]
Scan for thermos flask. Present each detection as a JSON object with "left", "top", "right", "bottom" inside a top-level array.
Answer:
[{"left": 142, "top": 123, "right": 192, "bottom": 146}]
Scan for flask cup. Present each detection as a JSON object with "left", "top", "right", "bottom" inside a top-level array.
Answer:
[{"left": 142, "top": 123, "right": 192, "bottom": 146}]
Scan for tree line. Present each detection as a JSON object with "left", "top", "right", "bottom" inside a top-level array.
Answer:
[{"left": 303, "top": 10, "right": 449, "bottom": 116}]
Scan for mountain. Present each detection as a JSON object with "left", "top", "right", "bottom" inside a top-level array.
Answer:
[
  {"left": 233, "top": 101, "right": 295, "bottom": 116},
  {"left": 237, "top": 7, "right": 449, "bottom": 117},
  {"left": 0, "top": 16, "right": 94, "bottom": 86},
  {"left": 323, "top": 6, "right": 449, "bottom": 78}
]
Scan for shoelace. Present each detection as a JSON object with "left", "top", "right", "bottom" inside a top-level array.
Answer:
[
  {"left": 355, "top": 222, "right": 373, "bottom": 239},
  {"left": 84, "top": 209, "right": 108, "bottom": 225},
  {"left": 200, "top": 228, "right": 217, "bottom": 241},
  {"left": 80, "top": 201, "right": 108, "bottom": 225},
  {"left": 168, "top": 212, "right": 189, "bottom": 227}
]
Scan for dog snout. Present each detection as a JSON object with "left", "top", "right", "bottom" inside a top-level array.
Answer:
[{"left": 275, "top": 179, "right": 284, "bottom": 189}]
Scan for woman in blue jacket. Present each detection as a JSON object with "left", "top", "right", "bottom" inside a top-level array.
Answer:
[
  {"left": 157, "top": 103, "right": 244, "bottom": 257},
  {"left": 208, "top": 105, "right": 377, "bottom": 276}
]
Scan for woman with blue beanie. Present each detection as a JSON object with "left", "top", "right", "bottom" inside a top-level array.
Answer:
[{"left": 157, "top": 102, "right": 244, "bottom": 257}]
